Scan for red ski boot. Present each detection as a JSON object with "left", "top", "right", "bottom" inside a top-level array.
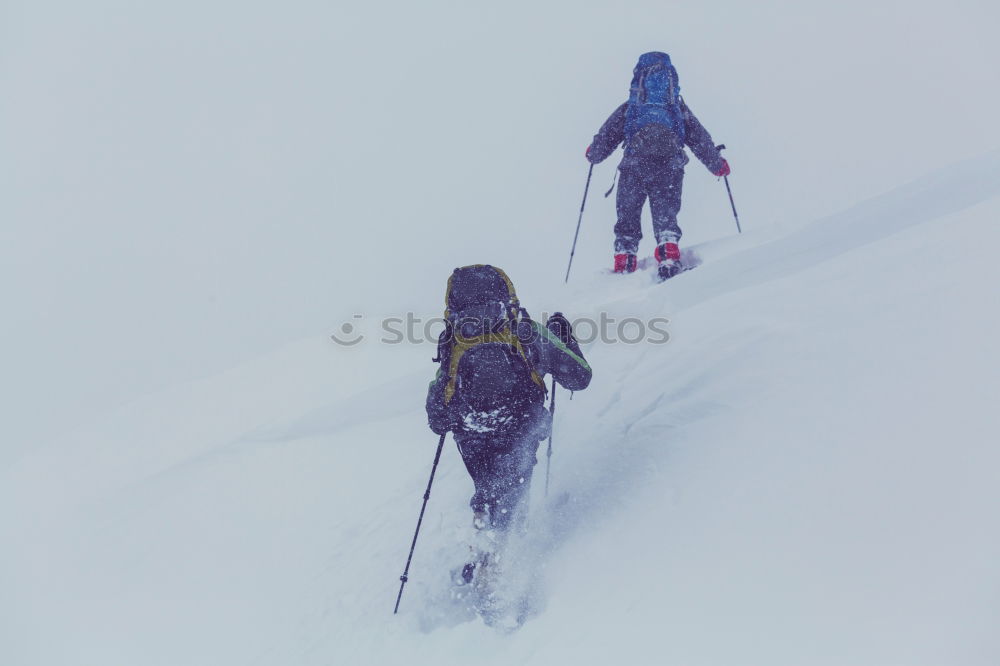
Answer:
[
  {"left": 613, "top": 253, "right": 637, "bottom": 274},
  {"left": 654, "top": 242, "right": 682, "bottom": 281}
]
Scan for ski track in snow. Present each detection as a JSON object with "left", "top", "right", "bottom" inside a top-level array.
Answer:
[{"left": 5, "top": 151, "right": 1000, "bottom": 665}]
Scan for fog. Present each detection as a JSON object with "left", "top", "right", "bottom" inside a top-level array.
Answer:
[{"left": 3, "top": 0, "right": 997, "bottom": 460}]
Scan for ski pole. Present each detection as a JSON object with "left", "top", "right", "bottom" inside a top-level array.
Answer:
[
  {"left": 716, "top": 144, "right": 742, "bottom": 234},
  {"left": 545, "top": 380, "right": 556, "bottom": 496},
  {"left": 564, "top": 163, "right": 594, "bottom": 283},
  {"left": 394, "top": 431, "right": 447, "bottom": 615}
]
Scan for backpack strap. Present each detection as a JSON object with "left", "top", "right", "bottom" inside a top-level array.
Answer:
[
  {"left": 633, "top": 63, "right": 662, "bottom": 104},
  {"left": 442, "top": 324, "right": 547, "bottom": 405},
  {"left": 515, "top": 307, "right": 548, "bottom": 397}
]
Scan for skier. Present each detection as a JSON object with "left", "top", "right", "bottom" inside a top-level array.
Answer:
[
  {"left": 425, "top": 265, "right": 591, "bottom": 574},
  {"left": 586, "top": 51, "right": 731, "bottom": 281}
]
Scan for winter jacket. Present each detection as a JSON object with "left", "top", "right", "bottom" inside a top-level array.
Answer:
[
  {"left": 425, "top": 316, "right": 592, "bottom": 439},
  {"left": 588, "top": 99, "right": 725, "bottom": 174}
]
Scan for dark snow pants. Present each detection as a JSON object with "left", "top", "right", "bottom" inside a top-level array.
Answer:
[
  {"left": 456, "top": 433, "right": 540, "bottom": 532},
  {"left": 614, "top": 163, "right": 684, "bottom": 255}
]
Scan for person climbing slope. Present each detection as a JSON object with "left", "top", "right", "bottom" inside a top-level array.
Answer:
[
  {"left": 586, "top": 51, "right": 731, "bottom": 281},
  {"left": 425, "top": 265, "right": 591, "bottom": 582}
]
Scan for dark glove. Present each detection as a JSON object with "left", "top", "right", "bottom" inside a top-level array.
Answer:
[
  {"left": 428, "top": 404, "right": 460, "bottom": 435},
  {"left": 714, "top": 159, "right": 731, "bottom": 177},
  {"left": 426, "top": 370, "right": 458, "bottom": 434},
  {"left": 546, "top": 312, "right": 574, "bottom": 345}
]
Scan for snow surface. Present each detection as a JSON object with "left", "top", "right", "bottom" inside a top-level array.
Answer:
[
  {"left": 5, "top": 152, "right": 1000, "bottom": 665},
  {"left": 4, "top": 2, "right": 1000, "bottom": 664}
]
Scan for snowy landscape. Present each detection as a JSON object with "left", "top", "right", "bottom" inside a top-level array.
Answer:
[{"left": 3, "top": 2, "right": 999, "bottom": 665}]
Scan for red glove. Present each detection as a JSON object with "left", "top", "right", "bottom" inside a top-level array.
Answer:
[
  {"left": 585, "top": 145, "right": 593, "bottom": 161},
  {"left": 714, "top": 159, "right": 731, "bottom": 177}
]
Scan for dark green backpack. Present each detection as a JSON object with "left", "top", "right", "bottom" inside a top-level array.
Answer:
[{"left": 435, "top": 265, "right": 546, "bottom": 428}]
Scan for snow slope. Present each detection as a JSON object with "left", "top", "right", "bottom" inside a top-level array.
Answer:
[{"left": 4, "top": 152, "right": 1000, "bottom": 665}]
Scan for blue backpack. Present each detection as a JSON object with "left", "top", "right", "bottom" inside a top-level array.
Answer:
[{"left": 623, "top": 52, "right": 685, "bottom": 144}]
